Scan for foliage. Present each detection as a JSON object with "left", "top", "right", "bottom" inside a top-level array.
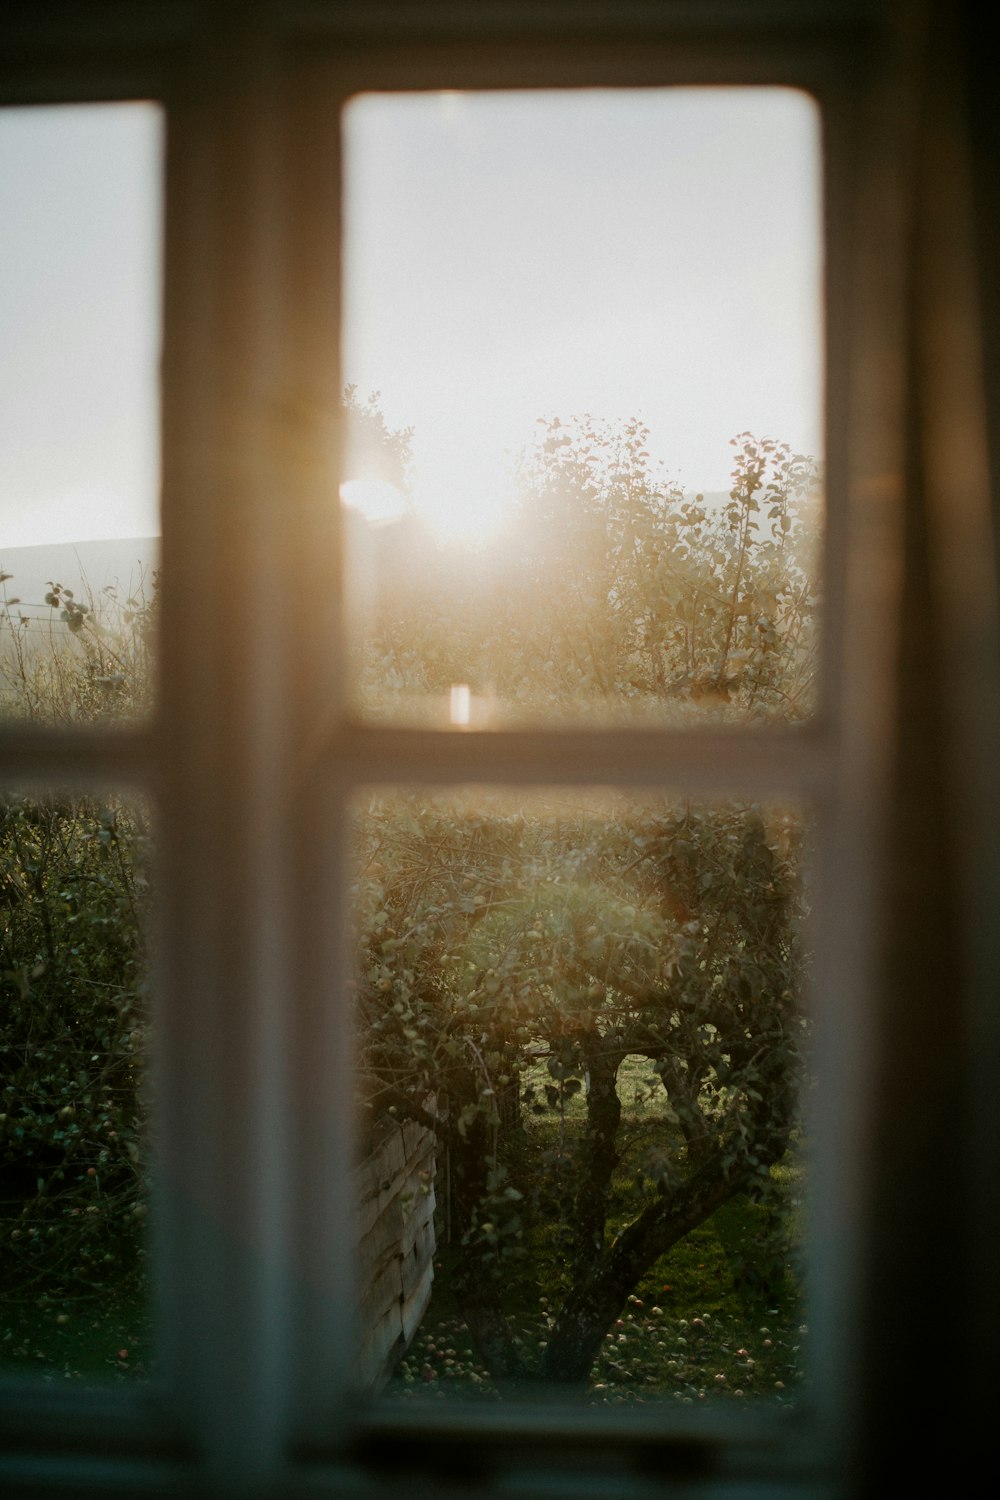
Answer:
[
  {"left": 0, "top": 396, "right": 819, "bottom": 1394},
  {"left": 357, "top": 790, "right": 806, "bottom": 1384},
  {"left": 0, "top": 570, "right": 157, "bottom": 723},
  {"left": 0, "top": 794, "right": 150, "bottom": 1314},
  {"left": 355, "top": 416, "right": 819, "bottom": 724},
  {"left": 343, "top": 384, "right": 414, "bottom": 494},
  {"left": 352, "top": 409, "right": 819, "bottom": 1385},
  {"left": 0, "top": 574, "right": 154, "bottom": 1350}
]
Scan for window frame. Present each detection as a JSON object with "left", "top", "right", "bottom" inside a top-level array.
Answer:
[{"left": 4, "top": 2, "right": 988, "bottom": 1496}]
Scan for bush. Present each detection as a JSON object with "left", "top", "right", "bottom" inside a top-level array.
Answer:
[
  {"left": 0, "top": 793, "right": 151, "bottom": 1308},
  {"left": 0, "top": 572, "right": 155, "bottom": 1347}
]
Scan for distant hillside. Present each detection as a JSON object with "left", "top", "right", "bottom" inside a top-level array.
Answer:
[
  {"left": 0, "top": 499, "right": 734, "bottom": 618},
  {"left": 0, "top": 538, "right": 158, "bottom": 618}
]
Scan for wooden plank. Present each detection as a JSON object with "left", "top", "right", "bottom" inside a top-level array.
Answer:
[
  {"left": 403, "top": 1244, "right": 434, "bottom": 1302},
  {"left": 400, "top": 1275, "right": 433, "bottom": 1345},
  {"left": 356, "top": 1130, "right": 407, "bottom": 1204},
  {"left": 359, "top": 1257, "right": 403, "bottom": 1327},
  {"left": 363, "top": 1200, "right": 407, "bottom": 1265},
  {"left": 356, "top": 1135, "right": 436, "bottom": 1234},
  {"left": 399, "top": 1190, "right": 435, "bottom": 1259},
  {"left": 354, "top": 1108, "right": 439, "bottom": 1389},
  {"left": 357, "top": 1310, "right": 404, "bottom": 1390}
]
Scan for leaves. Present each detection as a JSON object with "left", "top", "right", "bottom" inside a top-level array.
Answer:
[
  {"left": 347, "top": 411, "right": 817, "bottom": 1377},
  {"left": 0, "top": 794, "right": 151, "bottom": 1305},
  {"left": 357, "top": 419, "right": 820, "bottom": 726}
]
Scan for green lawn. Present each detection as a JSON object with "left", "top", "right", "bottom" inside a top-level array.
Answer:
[{"left": 1, "top": 1268, "right": 152, "bottom": 1385}]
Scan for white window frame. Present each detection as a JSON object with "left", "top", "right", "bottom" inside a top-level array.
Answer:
[{"left": 3, "top": 2, "right": 997, "bottom": 1496}]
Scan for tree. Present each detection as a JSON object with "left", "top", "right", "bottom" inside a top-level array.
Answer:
[
  {"left": 0, "top": 397, "right": 819, "bottom": 1389},
  {"left": 354, "top": 416, "right": 819, "bottom": 726},
  {"left": 355, "top": 419, "right": 819, "bottom": 1385},
  {"left": 342, "top": 384, "right": 413, "bottom": 493},
  {"left": 358, "top": 790, "right": 805, "bottom": 1384}
]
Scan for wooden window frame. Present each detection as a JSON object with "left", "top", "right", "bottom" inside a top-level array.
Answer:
[{"left": 3, "top": 3, "right": 997, "bottom": 1496}]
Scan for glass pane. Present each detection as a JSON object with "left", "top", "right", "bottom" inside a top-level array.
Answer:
[
  {"left": 352, "top": 789, "right": 810, "bottom": 1406},
  {"left": 0, "top": 105, "right": 161, "bottom": 722},
  {"left": 0, "top": 791, "right": 154, "bottom": 1384},
  {"left": 342, "top": 90, "right": 823, "bottom": 727}
]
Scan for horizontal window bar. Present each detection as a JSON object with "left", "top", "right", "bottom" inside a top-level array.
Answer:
[
  {"left": 0, "top": 725, "right": 154, "bottom": 786},
  {"left": 321, "top": 724, "right": 837, "bottom": 795}
]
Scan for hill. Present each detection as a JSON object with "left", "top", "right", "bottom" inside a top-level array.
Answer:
[{"left": 0, "top": 538, "right": 158, "bottom": 619}]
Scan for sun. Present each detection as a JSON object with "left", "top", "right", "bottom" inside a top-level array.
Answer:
[
  {"left": 407, "top": 440, "right": 516, "bottom": 547},
  {"left": 341, "top": 452, "right": 516, "bottom": 548},
  {"left": 339, "top": 478, "right": 408, "bottom": 525}
]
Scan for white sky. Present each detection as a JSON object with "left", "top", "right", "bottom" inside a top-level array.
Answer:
[
  {"left": 0, "top": 104, "right": 162, "bottom": 550},
  {"left": 0, "top": 90, "right": 821, "bottom": 550},
  {"left": 343, "top": 88, "right": 822, "bottom": 541}
]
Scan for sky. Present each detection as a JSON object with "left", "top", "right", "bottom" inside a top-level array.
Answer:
[
  {"left": 0, "top": 104, "right": 163, "bottom": 550},
  {"left": 343, "top": 88, "right": 822, "bottom": 542},
  {"left": 0, "top": 90, "right": 821, "bottom": 550}
]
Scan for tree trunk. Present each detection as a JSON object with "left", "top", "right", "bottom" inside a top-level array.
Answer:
[
  {"left": 541, "top": 1157, "right": 748, "bottom": 1384},
  {"left": 569, "top": 1035, "right": 622, "bottom": 1273},
  {"left": 447, "top": 1111, "right": 527, "bottom": 1379}
]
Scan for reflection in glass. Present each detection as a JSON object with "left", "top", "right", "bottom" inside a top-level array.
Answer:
[
  {"left": 342, "top": 90, "right": 823, "bottom": 727},
  {"left": 353, "top": 790, "right": 809, "bottom": 1404},
  {"left": 0, "top": 793, "right": 153, "bottom": 1384}
]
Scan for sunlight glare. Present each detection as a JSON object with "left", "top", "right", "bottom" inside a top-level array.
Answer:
[
  {"left": 449, "top": 683, "right": 471, "bottom": 727},
  {"left": 409, "top": 441, "right": 514, "bottom": 546},
  {"left": 340, "top": 478, "right": 408, "bottom": 525}
]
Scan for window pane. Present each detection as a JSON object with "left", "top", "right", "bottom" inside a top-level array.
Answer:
[
  {"left": 0, "top": 105, "right": 161, "bottom": 722},
  {"left": 352, "top": 788, "right": 810, "bottom": 1406},
  {"left": 342, "top": 90, "right": 823, "bottom": 728},
  {"left": 0, "top": 791, "right": 154, "bottom": 1385}
]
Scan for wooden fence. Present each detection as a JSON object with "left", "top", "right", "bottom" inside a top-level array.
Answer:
[{"left": 355, "top": 1111, "right": 437, "bottom": 1391}]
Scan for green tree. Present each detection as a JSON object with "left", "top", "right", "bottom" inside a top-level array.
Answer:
[
  {"left": 356, "top": 418, "right": 819, "bottom": 725},
  {"left": 0, "top": 398, "right": 818, "bottom": 1389},
  {"left": 342, "top": 384, "right": 413, "bottom": 492},
  {"left": 355, "top": 419, "right": 819, "bottom": 1385},
  {"left": 357, "top": 791, "right": 805, "bottom": 1384}
]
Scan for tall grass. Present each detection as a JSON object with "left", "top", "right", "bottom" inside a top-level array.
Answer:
[{"left": 0, "top": 569, "right": 156, "bottom": 723}]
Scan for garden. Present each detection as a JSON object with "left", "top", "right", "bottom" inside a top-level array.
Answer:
[{"left": 0, "top": 398, "right": 820, "bottom": 1401}]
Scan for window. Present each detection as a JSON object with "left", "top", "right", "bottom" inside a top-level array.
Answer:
[{"left": 1, "top": 3, "right": 996, "bottom": 1496}]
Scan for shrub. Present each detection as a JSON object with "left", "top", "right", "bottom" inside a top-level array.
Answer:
[
  {"left": 0, "top": 570, "right": 155, "bottom": 1322},
  {"left": 0, "top": 792, "right": 151, "bottom": 1307}
]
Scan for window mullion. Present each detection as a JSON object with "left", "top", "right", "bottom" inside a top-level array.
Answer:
[{"left": 155, "top": 36, "right": 301, "bottom": 1485}]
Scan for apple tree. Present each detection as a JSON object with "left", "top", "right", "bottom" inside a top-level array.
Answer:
[{"left": 355, "top": 421, "right": 818, "bottom": 1384}]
